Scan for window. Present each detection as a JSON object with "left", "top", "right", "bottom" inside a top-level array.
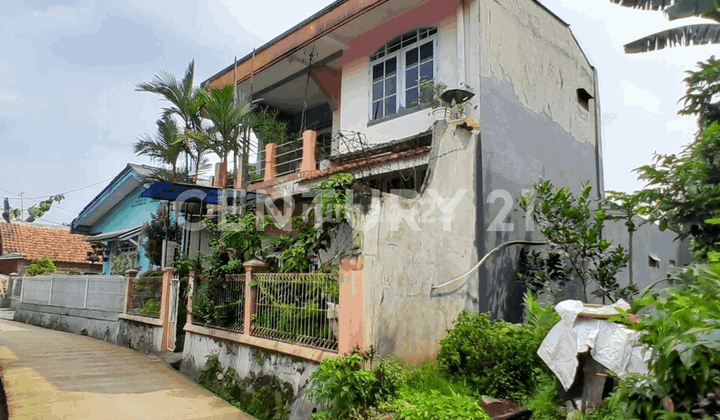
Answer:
[
  {"left": 577, "top": 88, "right": 593, "bottom": 111},
  {"left": 370, "top": 27, "right": 438, "bottom": 121}
]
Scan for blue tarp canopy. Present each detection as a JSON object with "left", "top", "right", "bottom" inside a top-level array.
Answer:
[{"left": 140, "top": 181, "right": 257, "bottom": 205}]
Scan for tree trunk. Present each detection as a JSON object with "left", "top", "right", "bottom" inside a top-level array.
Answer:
[{"left": 628, "top": 229, "right": 634, "bottom": 286}]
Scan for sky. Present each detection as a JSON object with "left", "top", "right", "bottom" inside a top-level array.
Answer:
[{"left": 0, "top": 0, "right": 717, "bottom": 226}]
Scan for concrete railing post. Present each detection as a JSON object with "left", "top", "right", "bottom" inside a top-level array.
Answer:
[
  {"left": 338, "top": 256, "right": 365, "bottom": 355},
  {"left": 243, "top": 260, "right": 267, "bottom": 337},
  {"left": 160, "top": 267, "right": 175, "bottom": 351},
  {"left": 124, "top": 270, "right": 138, "bottom": 314},
  {"left": 301, "top": 130, "right": 317, "bottom": 173},
  {"left": 264, "top": 143, "right": 278, "bottom": 182}
]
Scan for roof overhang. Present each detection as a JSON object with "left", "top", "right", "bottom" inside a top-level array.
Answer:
[
  {"left": 86, "top": 226, "right": 143, "bottom": 243},
  {"left": 0, "top": 253, "right": 24, "bottom": 261},
  {"left": 204, "top": 0, "right": 431, "bottom": 95},
  {"left": 71, "top": 164, "right": 154, "bottom": 234}
]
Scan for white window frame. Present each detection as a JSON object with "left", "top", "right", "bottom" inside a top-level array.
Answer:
[{"left": 369, "top": 27, "right": 439, "bottom": 122}]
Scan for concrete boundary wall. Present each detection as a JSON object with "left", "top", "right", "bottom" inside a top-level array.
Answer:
[
  {"left": 181, "top": 331, "right": 320, "bottom": 420},
  {"left": 14, "top": 302, "right": 120, "bottom": 343}
]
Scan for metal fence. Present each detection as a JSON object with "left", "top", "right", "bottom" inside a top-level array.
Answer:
[
  {"left": 8, "top": 274, "right": 125, "bottom": 312},
  {"left": 128, "top": 276, "right": 163, "bottom": 318},
  {"left": 192, "top": 275, "right": 246, "bottom": 333},
  {"left": 251, "top": 272, "right": 339, "bottom": 351},
  {"left": 275, "top": 138, "right": 304, "bottom": 177}
]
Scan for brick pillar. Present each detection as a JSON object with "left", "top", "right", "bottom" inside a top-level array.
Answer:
[
  {"left": 243, "top": 260, "right": 267, "bottom": 338},
  {"left": 264, "top": 143, "right": 278, "bottom": 182},
  {"left": 301, "top": 130, "right": 317, "bottom": 173},
  {"left": 124, "top": 269, "right": 138, "bottom": 314},
  {"left": 186, "top": 268, "right": 195, "bottom": 325},
  {"left": 338, "top": 256, "right": 365, "bottom": 354},
  {"left": 160, "top": 267, "right": 175, "bottom": 352}
]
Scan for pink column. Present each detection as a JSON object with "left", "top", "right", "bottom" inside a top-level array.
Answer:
[
  {"left": 160, "top": 267, "right": 175, "bottom": 352},
  {"left": 243, "top": 260, "right": 267, "bottom": 337},
  {"left": 338, "top": 256, "right": 365, "bottom": 354},
  {"left": 264, "top": 143, "right": 278, "bottom": 182},
  {"left": 124, "top": 269, "right": 138, "bottom": 314},
  {"left": 301, "top": 130, "right": 317, "bottom": 173}
]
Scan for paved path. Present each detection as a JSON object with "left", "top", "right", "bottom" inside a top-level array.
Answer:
[{"left": 0, "top": 319, "right": 253, "bottom": 419}]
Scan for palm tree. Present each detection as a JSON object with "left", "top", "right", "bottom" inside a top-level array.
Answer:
[
  {"left": 610, "top": 0, "right": 720, "bottom": 53},
  {"left": 199, "top": 84, "right": 253, "bottom": 188},
  {"left": 134, "top": 118, "right": 185, "bottom": 182},
  {"left": 136, "top": 60, "right": 205, "bottom": 180}
]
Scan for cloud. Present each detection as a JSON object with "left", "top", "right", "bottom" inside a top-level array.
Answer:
[{"left": 50, "top": 15, "right": 163, "bottom": 67}]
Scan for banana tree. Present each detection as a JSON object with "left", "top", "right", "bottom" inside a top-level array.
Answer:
[{"left": 610, "top": 0, "right": 720, "bottom": 53}]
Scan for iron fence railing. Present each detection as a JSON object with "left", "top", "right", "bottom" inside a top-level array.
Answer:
[
  {"left": 251, "top": 272, "right": 339, "bottom": 352},
  {"left": 275, "top": 138, "right": 304, "bottom": 177},
  {"left": 199, "top": 275, "right": 246, "bottom": 333},
  {"left": 128, "top": 276, "right": 163, "bottom": 318}
]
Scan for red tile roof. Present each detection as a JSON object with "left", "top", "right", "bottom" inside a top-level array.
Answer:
[{"left": 0, "top": 223, "right": 94, "bottom": 264}]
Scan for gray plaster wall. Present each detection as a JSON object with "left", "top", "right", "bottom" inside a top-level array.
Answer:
[
  {"left": 181, "top": 332, "right": 320, "bottom": 420},
  {"left": 475, "top": 0, "right": 602, "bottom": 320},
  {"left": 14, "top": 302, "right": 119, "bottom": 343},
  {"left": 117, "top": 318, "right": 163, "bottom": 353},
  {"left": 603, "top": 218, "right": 692, "bottom": 294},
  {"left": 359, "top": 121, "right": 480, "bottom": 362}
]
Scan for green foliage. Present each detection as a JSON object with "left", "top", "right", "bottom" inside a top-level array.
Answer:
[
  {"left": 522, "top": 290, "right": 561, "bottom": 332},
  {"left": 519, "top": 180, "right": 634, "bottom": 302},
  {"left": 609, "top": 263, "right": 720, "bottom": 418},
  {"left": 25, "top": 257, "right": 56, "bottom": 276},
  {"left": 142, "top": 205, "right": 179, "bottom": 267},
  {"left": 110, "top": 255, "right": 137, "bottom": 275},
  {"left": 139, "top": 298, "right": 161, "bottom": 316},
  {"left": 517, "top": 248, "right": 572, "bottom": 299},
  {"left": 307, "top": 350, "right": 405, "bottom": 419},
  {"left": 198, "top": 355, "right": 293, "bottom": 420},
  {"left": 630, "top": 57, "right": 720, "bottom": 261},
  {"left": 393, "top": 388, "right": 490, "bottom": 420},
  {"left": 436, "top": 310, "right": 550, "bottom": 401},
  {"left": 190, "top": 277, "right": 244, "bottom": 327},
  {"left": 522, "top": 370, "right": 567, "bottom": 420},
  {"left": 67, "top": 269, "right": 82, "bottom": 275}
]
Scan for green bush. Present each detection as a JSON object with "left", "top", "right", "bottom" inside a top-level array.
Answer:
[
  {"left": 608, "top": 264, "right": 720, "bottom": 419},
  {"left": 68, "top": 269, "right": 82, "bottom": 275},
  {"left": 393, "top": 389, "right": 490, "bottom": 420},
  {"left": 25, "top": 257, "right": 56, "bottom": 276},
  {"left": 139, "top": 298, "right": 161, "bottom": 316},
  {"left": 306, "top": 352, "right": 405, "bottom": 419},
  {"left": 437, "top": 310, "right": 548, "bottom": 401}
]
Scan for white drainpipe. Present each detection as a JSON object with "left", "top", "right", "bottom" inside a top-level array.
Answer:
[{"left": 456, "top": 0, "right": 466, "bottom": 87}]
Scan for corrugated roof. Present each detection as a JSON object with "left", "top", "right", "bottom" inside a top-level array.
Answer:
[{"left": 0, "top": 222, "right": 94, "bottom": 264}]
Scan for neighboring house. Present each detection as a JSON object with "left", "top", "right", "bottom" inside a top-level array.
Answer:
[
  {"left": 0, "top": 222, "right": 102, "bottom": 275},
  {"left": 70, "top": 164, "right": 165, "bottom": 274}
]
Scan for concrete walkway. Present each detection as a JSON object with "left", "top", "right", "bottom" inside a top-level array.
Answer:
[{"left": 0, "top": 318, "right": 252, "bottom": 419}]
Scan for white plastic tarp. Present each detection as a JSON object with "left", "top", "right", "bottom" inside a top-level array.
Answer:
[{"left": 537, "top": 299, "right": 650, "bottom": 391}]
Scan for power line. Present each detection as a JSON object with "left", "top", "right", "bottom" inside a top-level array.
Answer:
[{"left": 29, "top": 176, "right": 115, "bottom": 199}]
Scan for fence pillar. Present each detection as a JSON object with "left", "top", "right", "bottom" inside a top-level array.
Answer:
[
  {"left": 124, "top": 270, "right": 138, "bottom": 314},
  {"left": 160, "top": 267, "right": 175, "bottom": 352},
  {"left": 338, "top": 256, "right": 365, "bottom": 354},
  {"left": 187, "top": 268, "right": 195, "bottom": 326},
  {"left": 243, "top": 260, "right": 267, "bottom": 338},
  {"left": 301, "top": 130, "right": 317, "bottom": 173},
  {"left": 264, "top": 143, "right": 278, "bottom": 182}
]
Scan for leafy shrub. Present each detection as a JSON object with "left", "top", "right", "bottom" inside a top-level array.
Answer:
[
  {"left": 139, "top": 298, "right": 161, "bottom": 316},
  {"left": 306, "top": 351, "right": 405, "bottom": 419},
  {"left": 198, "top": 355, "right": 293, "bottom": 420},
  {"left": 190, "top": 277, "right": 243, "bottom": 327},
  {"left": 393, "top": 388, "right": 490, "bottom": 420},
  {"left": 437, "top": 310, "right": 549, "bottom": 400},
  {"left": 609, "top": 264, "right": 720, "bottom": 418},
  {"left": 68, "top": 269, "right": 82, "bottom": 275},
  {"left": 25, "top": 257, "right": 56, "bottom": 276}
]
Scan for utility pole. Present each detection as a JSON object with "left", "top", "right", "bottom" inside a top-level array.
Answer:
[{"left": 19, "top": 192, "right": 24, "bottom": 220}]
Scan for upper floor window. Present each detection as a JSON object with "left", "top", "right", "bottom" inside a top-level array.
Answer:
[{"left": 370, "top": 27, "right": 438, "bottom": 121}]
